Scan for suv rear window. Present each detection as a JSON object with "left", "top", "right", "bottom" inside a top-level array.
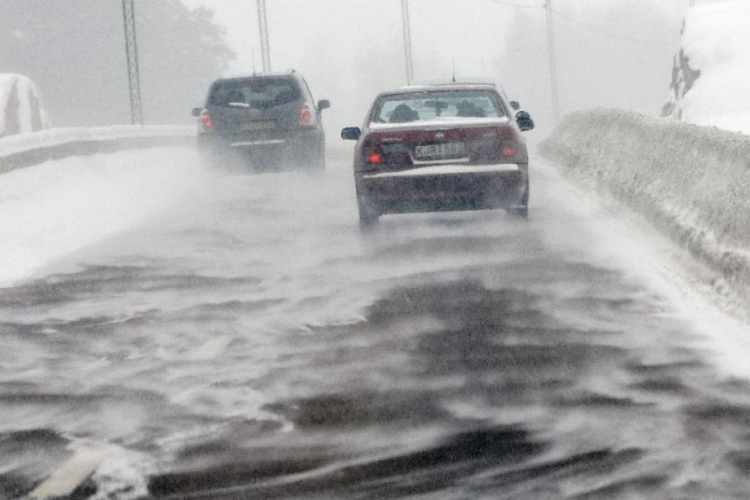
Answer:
[{"left": 209, "top": 77, "right": 301, "bottom": 109}]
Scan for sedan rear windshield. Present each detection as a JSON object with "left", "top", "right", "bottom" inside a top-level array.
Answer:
[
  {"left": 372, "top": 90, "right": 506, "bottom": 124},
  {"left": 209, "top": 78, "right": 301, "bottom": 109}
]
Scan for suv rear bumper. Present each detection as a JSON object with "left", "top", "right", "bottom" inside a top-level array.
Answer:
[{"left": 198, "top": 128, "right": 324, "bottom": 169}]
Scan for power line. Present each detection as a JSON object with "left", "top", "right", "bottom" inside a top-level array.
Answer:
[
  {"left": 551, "top": 8, "right": 676, "bottom": 46},
  {"left": 486, "top": 0, "right": 676, "bottom": 46},
  {"left": 487, "top": 0, "right": 543, "bottom": 9}
]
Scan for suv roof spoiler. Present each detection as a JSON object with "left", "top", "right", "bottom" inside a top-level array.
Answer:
[{"left": 217, "top": 68, "right": 298, "bottom": 80}]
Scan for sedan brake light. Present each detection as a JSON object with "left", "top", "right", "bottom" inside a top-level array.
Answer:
[
  {"left": 364, "top": 146, "right": 384, "bottom": 164},
  {"left": 501, "top": 139, "right": 518, "bottom": 157}
]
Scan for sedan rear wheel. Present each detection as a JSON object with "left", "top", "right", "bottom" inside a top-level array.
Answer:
[
  {"left": 357, "top": 195, "right": 379, "bottom": 229},
  {"left": 507, "top": 180, "right": 529, "bottom": 219}
]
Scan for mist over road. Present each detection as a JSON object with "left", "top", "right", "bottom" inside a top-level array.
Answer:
[{"left": 2, "top": 149, "right": 750, "bottom": 499}]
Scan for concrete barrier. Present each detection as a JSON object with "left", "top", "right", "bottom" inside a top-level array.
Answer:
[
  {"left": 0, "top": 126, "right": 195, "bottom": 174},
  {"left": 540, "top": 108, "right": 750, "bottom": 302}
]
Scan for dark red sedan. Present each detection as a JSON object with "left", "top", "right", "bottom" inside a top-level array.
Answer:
[{"left": 342, "top": 83, "right": 534, "bottom": 227}]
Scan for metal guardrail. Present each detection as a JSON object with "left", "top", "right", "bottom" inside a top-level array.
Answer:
[{"left": 0, "top": 128, "right": 195, "bottom": 175}]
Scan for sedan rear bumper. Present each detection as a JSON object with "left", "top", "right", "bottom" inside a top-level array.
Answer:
[{"left": 357, "top": 164, "right": 527, "bottom": 215}]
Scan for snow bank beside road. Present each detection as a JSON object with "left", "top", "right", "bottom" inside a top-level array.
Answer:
[
  {"left": 0, "top": 125, "right": 195, "bottom": 173},
  {"left": 540, "top": 108, "right": 750, "bottom": 303},
  {"left": 0, "top": 148, "right": 206, "bottom": 286}
]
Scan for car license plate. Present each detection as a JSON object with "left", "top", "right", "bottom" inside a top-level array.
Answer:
[
  {"left": 240, "top": 120, "right": 275, "bottom": 131},
  {"left": 415, "top": 142, "right": 465, "bottom": 159}
]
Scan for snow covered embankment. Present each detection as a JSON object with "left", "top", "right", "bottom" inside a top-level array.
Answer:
[
  {"left": 540, "top": 108, "right": 750, "bottom": 302},
  {"left": 0, "top": 125, "right": 195, "bottom": 174}
]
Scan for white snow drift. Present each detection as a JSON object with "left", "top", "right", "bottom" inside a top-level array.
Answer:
[
  {"left": 0, "top": 147, "right": 205, "bottom": 285},
  {"left": 665, "top": 1, "right": 750, "bottom": 134},
  {"left": 0, "top": 73, "right": 51, "bottom": 138}
]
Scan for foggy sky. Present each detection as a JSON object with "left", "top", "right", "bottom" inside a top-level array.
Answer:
[{"left": 182, "top": 0, "right": 691, "bottom": 137}]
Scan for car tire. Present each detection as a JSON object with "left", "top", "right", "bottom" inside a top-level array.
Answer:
[
  {"left": 357, "top": 195, "right": 379, "bottom": 229},
  {"left": 311, "top": 139, "right": 326, "bottom": 171},
  {"left": 507, "top": 180, "right": 529, "bottom": 219},
  {"left": 508, "top": 205, "right": 528, "bottom": 219},
  {"left": 292, "top": 141, "right": 325, "bottom": 171},
  {"left": 312, "top": 150, "right": 326, "bottom": 171},
  {"left": 359, "top": 213, "right": 379, "bottom": 229}
]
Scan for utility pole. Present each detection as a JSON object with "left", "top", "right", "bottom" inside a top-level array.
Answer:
[
  {"left": 545, "top": 0, "right": 560, "bottom": 124},
  {"left": 401, "top": 0, "right": 414, "bottom": 84},
  {"left": 257, "top": 0, "right": 271, "bottom": 72},
  {"left": 121, "top": 0, "right": 143, "bottom": 125}
]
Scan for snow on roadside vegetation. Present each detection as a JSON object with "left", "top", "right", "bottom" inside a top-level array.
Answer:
[
  {"left": 540, "top": 109, "right": 750, "bottom": 314},
  {"left": 664, "top": 0, "right": 750, "bottom": 134},
  {"left": 0, "top": 73, "right": 51, "bottom": 137}
]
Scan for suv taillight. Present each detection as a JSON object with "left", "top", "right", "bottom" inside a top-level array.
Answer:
[
  {"left": 299, "top": 104, "right": 314, "bottom": 126},
  {"left": 200, "top": 110, "right": 213, "bottom": 130}
]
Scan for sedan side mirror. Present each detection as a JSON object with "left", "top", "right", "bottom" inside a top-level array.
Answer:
[
  {"left": 515, "top": 111, "right": 534, "bottom": 132},
  {"left": 318, "top": 99, "right": 331, "bottom": 111},
  {"left": 192, "top": 108, "right": 202, "bottom": 117},
  {"left": 341, "top": 127, "right": 361, "bottom": 141},
  {"left": 510, "top": 101, "right": 520, "bottom": 111}
]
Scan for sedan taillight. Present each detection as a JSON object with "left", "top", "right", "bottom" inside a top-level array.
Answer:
[
  {"left": 501, "top": 139, "right": 518, "bottom": 157},
  {"left": 364, "top": 146, "right": 384, "bottom": 164}
]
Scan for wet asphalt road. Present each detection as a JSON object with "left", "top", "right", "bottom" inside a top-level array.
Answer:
[{"left": 2, "top": 150, "right": 750, "bottom": 499}]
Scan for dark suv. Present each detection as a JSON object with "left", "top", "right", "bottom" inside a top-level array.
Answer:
[{"left": 192, "top": 70, "right": 330, "bottom": 171}]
